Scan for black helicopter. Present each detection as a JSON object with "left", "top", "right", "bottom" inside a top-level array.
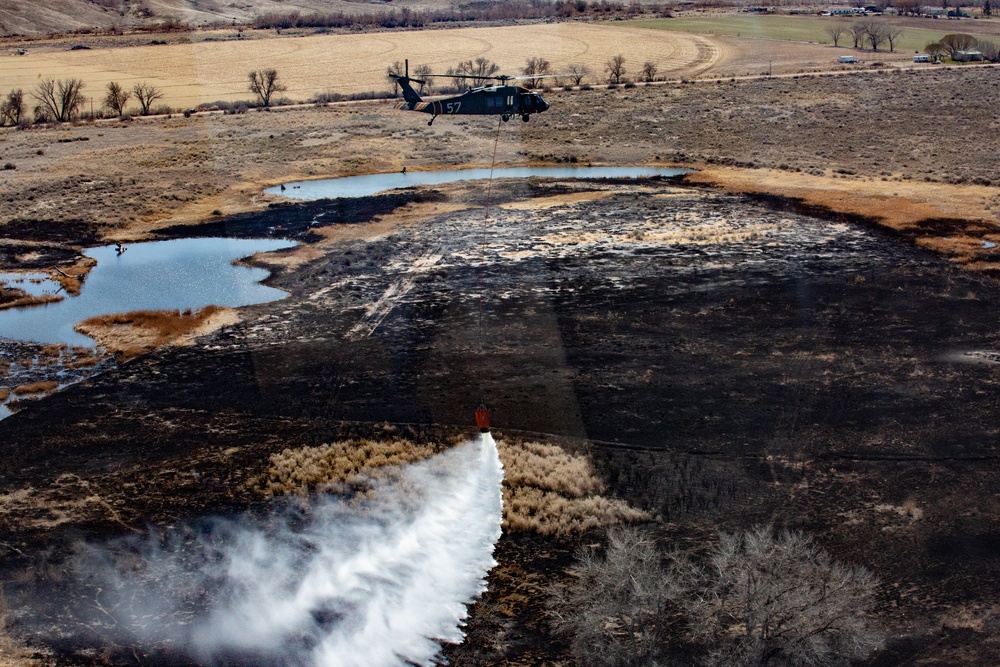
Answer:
[{"left": 390, "top": 60, "right": 552, "bottom": 126}]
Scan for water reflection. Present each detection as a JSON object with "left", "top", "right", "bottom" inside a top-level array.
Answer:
[
  {"left": 0, "top": 238, "right": 295, "bottom": 346},
  {"left": 266, "top": 166, "right": 690, "bottom": 200}
]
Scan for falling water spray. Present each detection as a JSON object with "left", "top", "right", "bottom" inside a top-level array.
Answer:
[{"left": 60, "top": 434, "right": 504, "bottom": 666}]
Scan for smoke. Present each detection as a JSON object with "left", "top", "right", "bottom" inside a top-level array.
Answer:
[{"left": 67, "top": 434, "right": 503, "bottom": 666}]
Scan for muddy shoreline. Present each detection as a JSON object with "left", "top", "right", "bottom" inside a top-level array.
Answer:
[{"left": 1, "top": 177, "right": 1000, "bottom": 663}]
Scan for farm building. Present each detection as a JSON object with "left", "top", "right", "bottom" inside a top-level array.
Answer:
[{"left": 954, "top": 50, "right": 984, "bottom": 61}]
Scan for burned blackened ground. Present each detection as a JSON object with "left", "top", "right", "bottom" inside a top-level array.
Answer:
[{"left": 2, "top": 180, "right": 1000, "bottom": 663}]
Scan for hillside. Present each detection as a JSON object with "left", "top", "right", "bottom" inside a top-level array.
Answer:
[{"left": 0, "top": 0, "right": 447, "bottom": 36}]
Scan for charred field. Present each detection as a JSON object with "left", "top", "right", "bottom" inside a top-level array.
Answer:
[{"left": 1, "top": 174, "right": 1000, "bottom": 663}]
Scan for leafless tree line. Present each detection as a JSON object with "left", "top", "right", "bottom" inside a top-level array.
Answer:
[
  {"left": 550, "top": 525, "right": 883, "bottom": 667},
  {"left": 825, "top": 18, "right": 903, "bottom": 51},
  {"left": 0, "top": 78, "right": 171, "bottom": 126}
]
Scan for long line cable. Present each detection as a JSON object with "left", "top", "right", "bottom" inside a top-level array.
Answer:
[{"left": 478, "top": 116, "right": 504, "bottom": 347}]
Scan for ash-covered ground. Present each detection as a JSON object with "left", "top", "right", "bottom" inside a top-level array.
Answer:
[{"left": 2, "top": 177, "right": 1000, "bottom": 664}]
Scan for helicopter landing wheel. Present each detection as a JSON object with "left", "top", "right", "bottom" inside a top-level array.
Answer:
[
  {"left": 501, "top": 114, "right": 510, "bottom": 122},
  {"left": 522, "top": 114, "right": 530, "bottom": 122}
]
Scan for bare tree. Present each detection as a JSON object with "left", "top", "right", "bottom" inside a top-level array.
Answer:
[
  {"left": 605, "top": 53, "right": 626, "bottom": 84},
  {"left": 640, "top": 60, "right": 658, "bottom": 82},
  {"left": 103, "top": 81, "right": 131, "bottom": 117},
  {"left": 132, "top": 82, "right": 164, "bottom": 115},
  {"left": 859, "top": 17, "right": 889, "bottom": 51},
  {"left": 939, "top": 32, "right": 978, "bottom": 58},
  {"left": 448, "top": 58, "right": 499, "bottom": 91},
  {"left": 32, "top": 78, "right": 85, "bottom": 122},
  {"left": 413, "top": 64, "right": 433, "bottom": 93},
  {"left": 978, "top": 39, "right": 999, "bottom": 61},
  {"left": 552, "top": 525, "right": 882, "bottom": 667},
  {"left": 386, "top": 60, "right": 405, "bottom": 96},
  {"left": 896, "top": 0, "right": 921, "bottom": 14},
  {"left": 0, "top": 89, "right": 25, "bottom": 126},
  {"left": 566, "top": 63, "right": 590, "bottom": 86},
  {"left": 522, "top": 56, "right": 552, "bottom": 89},
  {"left": 849, "top": 22, "right": 867, "bottom": 49},
  {"left": 885, "top": 25, "right": 904, "bottom": 51},
  {"left": 985, "top": 0, "right": 993, "bottom": 18},
  {"left": 549, "top": 526, "right": 682, "bottom": 667},
  {"left": 924, "top": 41, "right": 947, "bottom": 60},
  {"left": 248, "top": 69, "right": 287, "bottom": 107},
  {"left": 689, "top": 527, "right": 882, "bottom": 667},
  {"left": 825, "top": 23, "right": 848, "bottom": 47}
]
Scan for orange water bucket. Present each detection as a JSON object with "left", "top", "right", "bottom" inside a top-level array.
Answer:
[{"left": 474, "top": 404, "right": 491, "bottom": 432}]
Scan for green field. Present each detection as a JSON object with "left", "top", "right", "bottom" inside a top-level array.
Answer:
[{"left": 623, "top": 15, "right": 997, "bottom": 54}]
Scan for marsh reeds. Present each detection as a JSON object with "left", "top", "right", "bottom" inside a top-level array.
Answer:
[{"left": 75, "top": 305, "right": 229, "bottom": 358}]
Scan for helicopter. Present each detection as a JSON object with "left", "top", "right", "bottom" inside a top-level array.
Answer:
[{"left": 390, "top": 60, "right": 552, "bottom": 126}]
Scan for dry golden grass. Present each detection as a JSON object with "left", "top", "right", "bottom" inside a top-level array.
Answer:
[
  {"left": 66, "top": 355, "right": 102, "bottom": 369},
  {"left": 0, "top": 389, "right": 9, "bottom": 402},
  {"left": 12, "top": 381, "right": 58, "bottom": 395},
  {"left": 0, "top": 361, "right": 8, "bottom": 376},
  {"left": 0, "top": 290, "right": 63, "bottom": 311},
  {"left": 0, "top": 24, "right": 722, "bottom": 108},
  {"left": 259, "top": 437, "right": 448, "bottom": 496},
  {"left": 259, "top": 436, "right": 647, "bottom": 537},
  {"left": 75, "top": 305, "right": 230, "bottom": 358},
  {"left": 498, "top": 440, "right": 649, "bottom": 536}
]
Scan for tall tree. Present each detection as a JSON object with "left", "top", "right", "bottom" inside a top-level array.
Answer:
[
  {"left": 32, "top": 78, "right": 85, "bottom": 122},
  {"left": 0, "top": 89, "right": 25, "bottom": 126},
  {"left": 885, "top": 25, "right": 904, "bottom": 51},
  {"left": 605, "top": 53, "right": 626, "bottom": 84},
  {"left": 640, "top": 60, "right": 658, "bottom": 82},
  {"left": 859, "top": 17, "right": 888, "bottom": 51},
  {"left": 413, "top": 64, "right": 432, "bottom": 93},
  {"left": 248, "top": 69, "right": 287, "bottom": 107},
  {"left": 386, "top": 60, "right": 405, "bottom": 96},
  {"left": 849, "top": 22, "right": 867, "bottom": 49},
  {"left": 522, "top": 56, "right": 552, "bottom": 89},
  {"left": 939, "top": 32, "right": 978, "bottom": 58},
  {"left": 103, "top": 81, "right": 131, "bottom": 116},
  {"left": 826, "top": 23, "right": 848, "bottom": 47},
  {"left": 132, "top": 82, "right": 164, "bottom": 115},
  {"left": 566, "top": 63, "right": 591, "bottom": 86}
]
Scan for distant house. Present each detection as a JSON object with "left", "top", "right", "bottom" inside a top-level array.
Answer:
[
  {"left": 921, "top": 6, "right": 948, "bottom": 16},
  {"left": 828, "top": 7, "right": 866, "bottom": 14},
  {"left": 954, "top": 50, "right": 984, "bottom": 61},
  {"left": 913, "top": 54, "right": 931, "bottom": 62}
]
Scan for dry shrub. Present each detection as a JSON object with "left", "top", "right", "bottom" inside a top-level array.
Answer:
[
  {"left": 67, "top": 355, "right": 102, "bottom": 368},
  {"left": 0, "top": 389, "right": 8, "bottom": 402},
  {"left": 504, "top": 486, "right": 648, "bottom": 536},
  {"left": 40, "top": 343, "right": 65, "bottom": 356},
  {"left": 0, "top": 360, "right": 8, "bottom": 376},
  {"left": 259, "top": 438, "right": 445, "bottom": 496},
  {"left": 499, "top": 440, "right": 604, "bottom": 498},
  {"left": 13, "top": 381, "right": 58, "bottom": 395},
  {"left": 259, "top": 436, "right": 647, "bottom": 538},
  {"left": 75, "top": 305, "right": 227, "bottom": 358},
  {"left": 498, "top": 440, "right": 649, "bottom": 537}
]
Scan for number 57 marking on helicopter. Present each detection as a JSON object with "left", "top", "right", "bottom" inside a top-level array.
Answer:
[{"left": 389, "top": 60, "right": 555, "bottom": 126}]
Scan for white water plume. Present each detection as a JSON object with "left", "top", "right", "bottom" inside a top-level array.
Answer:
[{"left": 71, "top": 434, "right": 504, "bottom": 666}]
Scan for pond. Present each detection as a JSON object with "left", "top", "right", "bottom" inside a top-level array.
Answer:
[
  {"left": 0, "top": 238, "right": 295, "bottom": 347},
  {"left": 265, "top": 166, "right": 690, "bottom": 200}
]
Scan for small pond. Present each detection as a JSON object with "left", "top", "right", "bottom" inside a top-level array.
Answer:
[
  {"left": 0, "top": 238, "right": 295, "bottom": 347},
  {"left": 266, "top": 166, "right": 690, "bottom": 200}
]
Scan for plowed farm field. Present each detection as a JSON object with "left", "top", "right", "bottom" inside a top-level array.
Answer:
[{"left": 1, "top": 23, "right": 748, "bottom": 108}]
